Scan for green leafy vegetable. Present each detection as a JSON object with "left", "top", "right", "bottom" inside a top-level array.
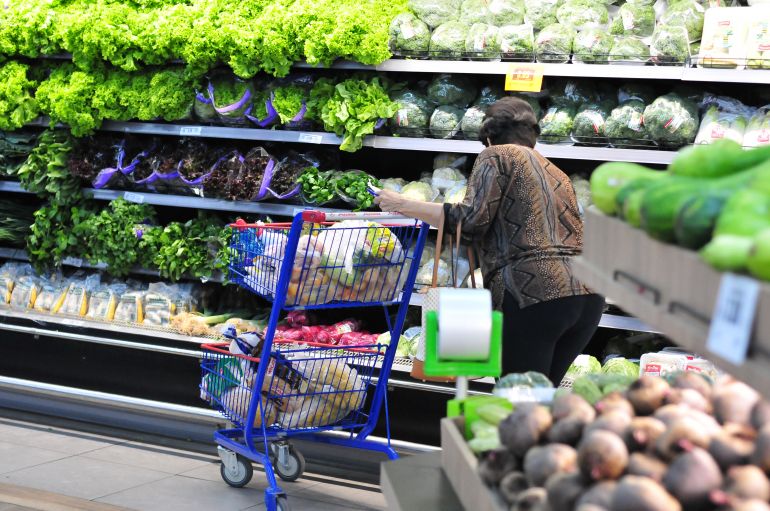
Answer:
[
  {"left": 272, "top": 85, "right": 306, "bottom": 124},
  {"left": 0, "top": 61, "right": 40, "bottom": 131}
]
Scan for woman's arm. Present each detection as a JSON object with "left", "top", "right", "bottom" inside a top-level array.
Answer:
[{"left": 374, "top": 191, "right": 444, "bottom": 226}]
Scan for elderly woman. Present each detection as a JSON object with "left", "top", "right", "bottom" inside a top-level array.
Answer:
[{"left": 375, "top": 97, "right": 604, "bottom": 385}]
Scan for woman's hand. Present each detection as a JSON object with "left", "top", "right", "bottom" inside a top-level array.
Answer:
[{"left": 374, "top": 189, "right": 407, "bottom": 213}]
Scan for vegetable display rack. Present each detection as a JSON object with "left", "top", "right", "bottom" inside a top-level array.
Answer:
[{"left": 200, "top": 211, "right": 428, "bottom": 511}]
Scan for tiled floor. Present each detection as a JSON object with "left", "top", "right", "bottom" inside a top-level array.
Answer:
[{"left": 0, "top": 418, "right": 385, "bottom": 511}]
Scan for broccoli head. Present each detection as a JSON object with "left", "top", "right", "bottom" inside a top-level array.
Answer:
[
  {"left": 610, "top": 3, "right": 655, "bottom": 38},
  {"left": 499, "top": 23, "right": 535, "bottom": 59},
  {"left": 427, "top": 74, "right": 478, "bottom": 107},
  {"left": 556, "top": 0, "right": 609, "bottom": 31},
  {"left": 390, "top": 90, "right": 434, "bottom": 136},
  {"left": 573, "top": 28, "right": 613, "bottom": 64},
  {"left": 604, "top": 99, "right": 648, "bottom": 147},
  {"left": 572, "top": 101, "right": 614, "bottom": 141},
  {"left": 660, "top": 0, "right": 705, "bottom": 42},
  {"left": 643, "top": 93, "right": 699, "bottom": 148},
  {"left": 650, "top": 25, "right": 690, "bottom": 64},
  {"left": 389, "top": 13, "right": 432, "bottom": 55},
  {"left": 409, "top": 0, "right": 461, "bottom": 28},
  {"left": 609, "top": 36, "right": 651, "bottom": 63},
  {"left": 430, "top": 105, "right": 465, "bottom": 138},
  {"left": 535, "top": 23, "right": 576, "bottom": 63},
  {"left": 461, "top": 104, "right": 487, "bottom": 140},
  {"left": 466, "top": 23, "right": 501, "bottom": 59},
  {"left": 524, "top": 0, "right": 561, "bottom": 31},
  {"left": 539, "top": 105, "right": 576, "bottom": 141}
]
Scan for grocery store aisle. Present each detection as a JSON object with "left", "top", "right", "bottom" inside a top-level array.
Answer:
[{"left": 0, "top": 418, "right": 385, "bottom": 511}]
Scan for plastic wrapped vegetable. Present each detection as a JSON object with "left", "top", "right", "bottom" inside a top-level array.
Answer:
[
  {"left": 381, "top": 177, "right": 407, "bottom": 192},
  {"left": 475, "top": 86, "right": 506, "bottom": 107},
  {"left": 571, "top": 175, "right": 592, "bottom": 212},
  {"left": 489, "top": 0, "right": 527, "bottom": 26},
  {"left": 432, "top": 166, "right": 466, "bottom": 192},
  {"left": 513, "top": 94, "right": 542, "bottom": 118},
  {"left": 430, "top": 21, "right": 470, "bottom": 58},
  {"left": 549, "top": 79, "right": 597, "bottom": 108},
  {"left": 538, "top": 104, "right": 577, "bottom": 142},
  {"left": 609, "top": 36, "right": 651, "bottom": 63},
  {"left": 499, "top": 24, "right": 535, "bottom": 59},
  {"left": 409, "top": 0, "right": 461, "bottom": 28},
  {"left": 389, "top": 12, "right": 432, "bottom": 55},
  {"left": 572, "top": 101, "right": 614, "bottom": 143},
  {"left": 445, "top": 183, "right": 468, "bottom": 203},
  {"left": 602, "top": 357, "right": 640, "bottom": 377},
  {"left": 650, "top": 25, "right": 691, "bottom": 64},
  {"left": 461, "top": 104, "right": 488, "bottom": 140},
  {"left": 605, "top": 99, "right": 648, "bottom": 147},
  {"left": 430, "top": 105, "right": 465, "bottom": 138},
  {"left": 643, "top": 93, "right": 699, "bottom": 147},
  {"left": 695, "top": 105, "right": 750, "bottom": 145},
  {"left": 427, "top": 75, "right": 478, "bottom": 107},
  {"left": 747, "top": 18, "right": 770, "bottom": 69},
  {"left": 609, "top": 4, "right": 655, "bottom": 38},
  {"left": 743, "top": 106, "right": 770, "bottom": 148},
  {"left": 573, "top": 28, "right": 613, "bottom": 64},
  {"left": 434, "top": 153, "right": 469, "bottom": 169},
  {"left": 617, "top": 82, "right": 656, "bottom": 104},
  {"left": 565, "top": 354, "right": 602, "bottom": 378},
  {"left": 535, "top": 23, "right": 576, "bottom": 63},
  {"left": 556, "top": 0, "right": 609, "bottom": 31},
  {"left": 416, "top": 258, "right": 452, "bottom": 286},
  {"left": 390, "top": 90, "right": 434, "bottom": 137},
  {"left": 525, "top": 0, "right": 561, "bottom": 31},
  {"left": 466, "top": 23, "right": 501, "bottom": 59},
  {"left": 401, "top": 180, "right": 439, "bottom": 201},
  {"left": 660, "top": 0, "right": 706, "bottom": 42}
]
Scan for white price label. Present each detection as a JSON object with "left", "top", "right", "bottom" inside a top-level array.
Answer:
[
  {"left": 123, "top": 192, "right": 145, "bottom": 204},
  {"left": 63, "top": 257, "right": 83, "bottom": 268},
  {"left": 179, "top": 126, "right": 203, "bottom": 136},
  {"left": 706, "top": 273, "right": 760, "bottom": 366},
  {"left": 298, "top": 133, "right": 323, "bottom": 144}
]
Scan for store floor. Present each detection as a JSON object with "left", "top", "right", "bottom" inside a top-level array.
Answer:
[{"left": 0, "top": 418, "right": 386, "bottom": 511}]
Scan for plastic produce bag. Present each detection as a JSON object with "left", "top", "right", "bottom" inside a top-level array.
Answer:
[
  {"left": 114, "top": 290, "right": 145, "bottom": 324},
  {"left": 430, "top": 105, "right": 465, "bottom": 138},
  {"left": 535, "top": 23, "right": 576, "bottom": 63},
  {"left": 209, "top": 76, "right": 254, "bottom": 126},
  {"left": 573, "top": 28, "right": 613, "bottom": 63},
  {"left": 643, "top": 93, "right": 699, "bottom": 147},
  {"left": 660, "top": 0, "right": 706, "bottom": 43},
  {"left": 401, "top": 181, "right": 439, "bottom": 201},
  {"left": 86, "top": 283, "right": 126, "bottom": 321},
  {"left": 465, "top": 23, "right": 501, "bottom": 59},
  {"left": 409, "top": 0, "right": 461, "bottom": 28},
  {"left": 427, "top": 74, "right": 478, "bottom": 107},
  {"left": 617, "top": 82, "right": 656, "bottom": 104},
  {"left": 539, "top": 104, "right": 577, "bottom": 142},
  {"left": 549, "top": 79, "right": 597, "bottom": 108},
  {"left": 389, "top": 12, "right": 432, "bottom": 56},
  {"left": 513, "top": 93, "right": 542, "bottom": 118},
  {"left": 695, "top": 105, "right": 751, "bottom": 145},
  {"left": 59, "top": 274, "right": 100, "bottom": 317},
  {"left": 571, "top": 101, "right": 614, "bottom": 143},
  {"left": 610, "top": 3, "right": 655, "bottom": 38},
  {"left": 525, "top": 0, "right": 562, "bottom": 31},
  {"left": 556, "top": 0, "right": 609, "bottom": 31},
  {"left": 390, "top": 90, "right": 434, "bottom": 137},
  {"left": 743, "top": 106, "right": 770, "bottom": 148},
  {"left": 747, "top": 16, "right": 770, "bottom": 69},
  {"left": 431, "top": 166, "right": 466, "bottom": 193},
  {"left": 381, "top": 177, "right": 407, "bottom": 192},
  {"left": 650, "top": 25, "right": 691, "bottom": 64},
  {"left": 10, "top": 276, "right": 39, "bottom": 310},
  {"left": 434, "top": 153, "right": 469, "bottom": 169},
  {"left": 605, "top": 99, "right": 648, "bottom": 147},
  {"left": 444, "top": 183, "right": 468, "bottom": 204},
  {"left": 416, "top": 258, "right": 452, "bottom": 286},
  {"left": 499, "top": 24, "right": 535, "bottom": 59},
  {"left": 460, "top": 104, "right": 488, "bottom": 140},
  {"left": 698, "top": 6, "right": 751, "bottom": 68},
  {"left": 430, "top": 21, "right": 470, "bottom": 58},
  {"left": 34, "top": 275, "right": 68, "bottom": 313},
  {"left": 609, "top": 36, "right": 651, "bottom": 63}
]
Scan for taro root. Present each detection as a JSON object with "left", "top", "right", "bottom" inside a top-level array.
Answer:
[
  {"left": 708, "top": 424, "right": 756, "bottom": 470},
  {"left": 627, "top": 453, "right": 668, "bottom": 482},
  {"left": 624, "top": 416, "right": 666, "bottom": 452},
  {"left": 576, "top": 481, "right": 617, "bottom": 509},
  {"left": 546, "top": 472, "right": 586, "bottom": 511},
  {"left": 610, "top": 475, "right": 682, "bottom": 511},
  {"left": 752, "top": 400, "right": 770, "bottom": 431},
  {"left": 670, "top": 372, "right": 713, "bottom": 399},
  {"left": 500, "top": 471, "right": 530, "bottom": 505},
  {"left": 523, "top": 444, "right": 578, "bottom": 486},
  {"left": 548, "top": 416, "right": 589, "bottom": 446},
  {"left": 751, "top": 425, "right": 770, "bottom": 473},
  {"left": 584, "top": 410, "right": 632, "bottom": 437},
  {"left": 552, "top": 393, "right": 596, "bottom": 422},
  {"left": 665, "top": 388, "right": 713, "bottom": 414},
  {"left": 512, "top": 487, "right": 548, "bottom": 511},
  {"left": 663, "top": 448, "right": 723, "bottom": 511},
  {"left": 627, "top": 376, "right": 671, "bottom": 416},
  {"left": 595, "top": 392, "right": 635, "bottom": 417},
  {"left": 712, "top": 380, "right": 760, "bottom": 427},
  {"left": 478, "top": 447, "right": 519, "bottom": 486},
  {"left": 723, "top": 465, "right": 770, "bottom": 501},
  {"left": 578, "top": 430, "right": 629, "bottom": 481},
  {"left": 655, "top": 416, "right": 713, "bottom": 461},
  {"left": 499, "top": 404, "right": 553, "bottom": 457}
]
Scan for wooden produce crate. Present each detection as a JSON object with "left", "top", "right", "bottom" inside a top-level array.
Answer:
[
  {"left": 574, "top": 208, "right": 770, "bottom": 393},
  {"left": 440, "top": 417, "right": 507, "bottom": 511}
]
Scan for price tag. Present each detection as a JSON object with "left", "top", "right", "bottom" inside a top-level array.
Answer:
[
  {"left": 63, "top": 257, "right": 83, "bottom": 268},
  {"left": 123, "top": 192, "right": 145, "bottom": 204},
  {"left": 298, "top": 133, "right": 323, "bottom": 144},
  {"left": 706, "top": 273, "right": 760, "bottom": 366},
  {"left": 504, "top": 63, "right": 544, "bottom": 92},
  {"left": 179, "top": 126, "right": 203, "bottom": 136}
]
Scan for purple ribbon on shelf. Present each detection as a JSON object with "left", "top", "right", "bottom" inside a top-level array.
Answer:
[
  {"left": 254, "top": 158, "right": 277, "bottom": 201},
  {"left": 92, "top": 167, "right": 120, "bottom": 189},
  {"left": 195, "top": 92, "right": 212, "bottom": 104},
  {"left": 246, "top": 98, "right": 279, "bottom": 128},
  {"left": 211, "top": 82, "right": 253, "bottom": 115},
  {"left": 152, "top": 159, "right": 183, "bottom": 182},
  {"left": 265, "top": 183, "right": 301, "bottom": 201},
  {"left": 179, "top": 153, "right": 230, "bottom": 186},
  {"left": 291, "top": 103, "right": 307, "bottom": 123},
  {"left": 375, "top": 118, "right": 386, "bottom": 130}
]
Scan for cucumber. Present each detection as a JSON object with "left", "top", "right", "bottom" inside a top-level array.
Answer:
[
  {"left": 714, "top": 189, "right": 770, "bottom": 238},
  {"left": 674, "top": 191, "right": 730, "bottom": 249},
  {"left": 669, "top": 140, "right": 770, "bottom": 179},
  {"left": 615, "top": 178, "right": 660, "bottom": 220},
  {"left": 590, "top": 162, "right": 663, "bottom": 215},
  {"left": 622, "top": 188, "right": 647, "bottom": 228},
  {"left": 639, "top": 177, "right": 704, "bottom": 242}
]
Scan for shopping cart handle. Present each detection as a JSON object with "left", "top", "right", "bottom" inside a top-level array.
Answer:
[{"left": 301, "top": 211, "right": 412, "bottom": 222}]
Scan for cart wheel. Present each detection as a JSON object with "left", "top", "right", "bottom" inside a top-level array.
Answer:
[
  {"left": 272, "top": 446, "right": 305, "bottom": 482},
  {"left": 220, "top": 454, "right": 253, "bottom": 488},
  {"left": 275, "top": 495, "right": 291, "bottom": 511}
]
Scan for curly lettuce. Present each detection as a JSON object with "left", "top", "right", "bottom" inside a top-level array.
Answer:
[{"left": 0, "top": 61, "right": 40, "bottom": 131}]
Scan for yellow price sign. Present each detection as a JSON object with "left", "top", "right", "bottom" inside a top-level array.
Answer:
[{"left": 504, "top": 63, "right": 544, "bottom": 92}]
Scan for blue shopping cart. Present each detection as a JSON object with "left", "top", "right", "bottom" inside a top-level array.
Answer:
[{"left": 200, "top": 211, "right": 428, "bottom": 511}]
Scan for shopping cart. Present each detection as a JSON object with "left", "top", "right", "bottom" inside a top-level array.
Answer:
[{"left": 200, "top": 211, "right": 428, "bottom": 511}]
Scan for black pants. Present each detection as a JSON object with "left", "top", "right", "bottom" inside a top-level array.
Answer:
[{"left": 501, "top": 292, "right": 605, "bottom": 385}]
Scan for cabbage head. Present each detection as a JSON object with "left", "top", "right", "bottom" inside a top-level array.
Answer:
[
  {"left": 401, "top": 181, "right": 437, "bottom": 202},
  {"left": 602, "top": 357, "right": 640, "bottom": 378},
  {"left": 566, "top": 354, "right": 602, "bottom": 378}
]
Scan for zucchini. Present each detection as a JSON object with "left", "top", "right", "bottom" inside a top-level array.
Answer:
[
  {"left": 590, "top": 162, "right": 663, "bottom": 215},
  {"left": 674, "top": 191, "right": 730, "bottom": 249},
  {"left": 669, "top": 140, "right": 770, "bottom": 179},
  {"left": 615, "top": 179, "right": 660, "bottom": 220},
  {"left": 748, "top": 230, "right": 770, "bottom": 281},
  {"left": 714, "top": 189, "right": 770, "bottom": 238},
  {"left": 622, "top": 188, "right": 647, "bottom": 228},
  {"left": 701, "top": 235, "right": 754, "bottom": 271},
  {"left": 639, "top": 177, "right": 705, "bottom": 242}
]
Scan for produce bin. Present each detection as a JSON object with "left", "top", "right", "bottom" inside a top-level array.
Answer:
[{"left": 573, "top": 207, "right": 770, "bottom": 391}]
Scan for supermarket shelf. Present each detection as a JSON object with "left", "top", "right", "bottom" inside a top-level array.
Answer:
[{"left": 681, "top": 66, "right": 770, "bottom": 84}]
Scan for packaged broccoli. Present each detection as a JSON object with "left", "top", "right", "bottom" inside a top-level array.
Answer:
[
  {"left": 573, "top": 28, "right": 613, "bottom": 64},
  {"left": 742, "top": 106, "right": 770, "bottom": 148},
  {"left": 390, "top": 90, "right": 434, "bottom": 137},
  {"left": 475, "top": 85, "right": 506, "bottom": 106},
  {"left": 605, "top": 99, "right": 649, "bottom": 147},
  {"left": 556, "top": 0, "right": 609, "bottom": 31},
  {"left": 499, "top": 24, "right": 535, "bottom": 60},
  {"left": 539, "top": 104, "right": 577, "bottom": 143},
  {"left": 465, "top": 23, "right": 501, "bottom": 59},
  {"left": 609, "top": 3, "right": 655, "bottom": 38},
  {"left": 389, "top": 12, "right": 432, "bottom": 56},
  {"left": 409, "top": 0, "right": 461, "bottom": 28},
  {"left": 609, "top": 36, "right": 651, "bottom": 63},
  {"left": 489, "top": 0, "right": 527, "bottom": 26},
  {"left": 513, "top": 93, "right": 543, "bottom": 118},
  {"left": 461, "top": 104, "right": 488, "bottom": 140},
  {"left": 643, "top": 93, "right": 699, "bottom": 148},
  {"left": 430, "top": 105, "right": 465, "bottom": 138},
  {"left": 650, "top": 25, "right": 691, "bottom": 64},
  {"left": 571, "top": 101, "right": 615, "bottom": 143},
  {"left": 695, "top": 105, "right": 750, "bottom": 145},
  {"left": 430, "top": 21, "right": 470, "bottom": 58},
  {"left": 525, "top": 0, "right": 561, "bottom": 31},
  {"left": 427, "top": 74, "right": 478, "bottom": 107},
  {"left": 548, "top": 79, "right": 597, "bottom": 108},
  {"left": 660, "top": 0, "right": 706, "bottom": 43},
  {"left": 617, "top": 82, "right": 656, "bottom": 104},
  {"left": 535, "top": 23, "right": 576, "bottom": 63}
]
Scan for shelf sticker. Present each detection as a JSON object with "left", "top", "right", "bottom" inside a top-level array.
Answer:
[
  {"left": 298, "top": 133, "right": 323, "bottom": 144},
  {"left": 179, "top": 126, "right": 203, "bottom": 136},
  {"left": 123, "top": 192, "right": 145, "bottom": 204},
  {"left": 504, "top": 63, "right": 544, "bottom": 92},
  {"left": 706, "top": 273, "right": 760, "bottom": 366},
  {"left": 63, "top": 257, "right": 83, "bottom": 268}
]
